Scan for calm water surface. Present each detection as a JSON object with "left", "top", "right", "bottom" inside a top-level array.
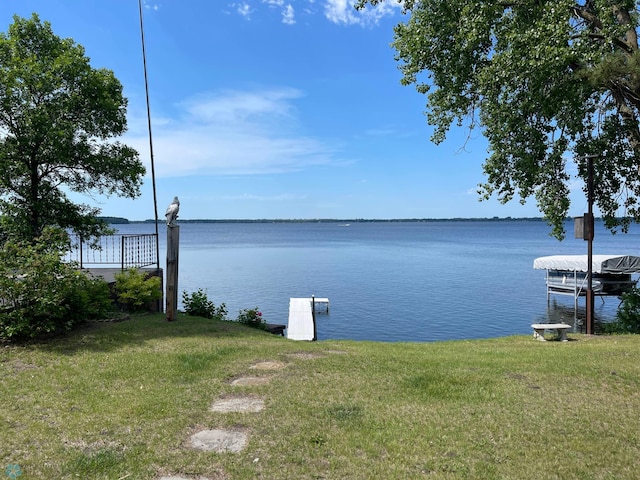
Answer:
[{"left": 115, "top": 221, "right": 640, "bottom": 342}]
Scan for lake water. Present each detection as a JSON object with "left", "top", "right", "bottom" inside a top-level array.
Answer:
[{"left": 113, "top": 220, "right": 640, "bottom": 342}]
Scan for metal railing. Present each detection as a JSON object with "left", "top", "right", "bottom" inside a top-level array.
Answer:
[{"left": 65, "top": 234, "right": 158, "bottom": 269}]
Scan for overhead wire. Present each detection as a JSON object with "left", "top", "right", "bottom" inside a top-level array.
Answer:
[{"left": 138, "top": 0, "right": 160, "bottom": 271}]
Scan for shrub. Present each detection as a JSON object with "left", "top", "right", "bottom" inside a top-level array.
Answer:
[
  {"left": 114, "top": 268, "right": 162, "bottom": 312},
  {"left": 182, "top": 289, "right": 228, "bottom": 320},
  {"left": 237, "top": 307, "right": 267, "bottom": 330},
  {"left": 0, "top": 228, "right": 112, "bottom": 340},
  {"left": 78, "top": 277, "right": 115, "bottom": 320},
  {"left": 614, "top": 287, "right": 640, "bottom": 333}
]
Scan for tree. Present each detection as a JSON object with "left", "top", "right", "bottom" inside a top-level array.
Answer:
[
  {"left": 357, "top": 0, "right": 640, "bottom": 238},
  {"left": 0, "top": 14, "right": 145, "bottom": 241}
]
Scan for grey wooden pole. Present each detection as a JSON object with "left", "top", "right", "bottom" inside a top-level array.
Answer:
[
  {"left": 166, "top": 225, "right": 180, "bottom": 321},
  {"left": 312, "top": 295, "right": 317, "bottom": 341},
  {"left": 586, "top": 155, "right": 595, "bottom": 335}
]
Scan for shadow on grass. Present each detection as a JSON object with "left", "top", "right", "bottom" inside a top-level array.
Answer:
[{"left": 26, "top": 313, "right": 283, "bottom": 355}]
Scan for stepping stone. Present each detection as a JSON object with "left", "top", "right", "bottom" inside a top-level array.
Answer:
[
  {"left": 158, "top": 476, "right": 212, "bottom": 480},
  {"left": 210, "top": 397, "right": 264, "bottom": 413},
  {"left": 230, "top": 376, "right": 272, "bottom": 386},
  {"left": 189, "top": 429, "right": 248, "bottom": 453},
  {"left": 286, "top": 352, "right": 323, "bottom": 360},
  {"left": 249, "top": 361, "right": 286, "bottom": 370}
]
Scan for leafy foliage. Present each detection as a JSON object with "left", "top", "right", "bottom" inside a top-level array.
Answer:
[
  {"left": 114, "top": 268, "right": 162, "bottom": 312},
  {"left": 182, "top": 289, "right": 228, "bottom": 320},
  {"left": 237, "top": 307, "right": 267, "bottom": 330},
  {"left": 614, "top": 287, "right": 640, "bottom": 333},
  {"left": 357, "top": 0, "right": 640, "bottom": 238},
  {"left": 0, "top": 14, "right": 145, "bottom": 241},
  {"left": 0, "top": 228, "right": 112, "bottom": 340}
]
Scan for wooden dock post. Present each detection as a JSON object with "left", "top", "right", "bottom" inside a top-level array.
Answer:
[
  {"left": 312, "top": 295, "right": 317, "bottom": 341},
  {"left": 166, "top": 225, "right": 179, "bottom": 321}
]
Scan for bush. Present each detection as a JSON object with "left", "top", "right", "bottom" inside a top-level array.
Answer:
[
  {"left": 237, "top": 307, "right": 267, "bottom": 330},
  {"left": 0, "top": 228, "right": 112, "bottom": 340},
  {"left": 614, "top": 287, "right": 640, "bottom": 333},
  {"left": 182, "top": 289, "right": 228, "bottom": 320},
  {"left": 76, "top": 277, "right": 115, "bottom": 320},
  {"left": 114, "top": 268, "right": 162, "bottom": 312}
]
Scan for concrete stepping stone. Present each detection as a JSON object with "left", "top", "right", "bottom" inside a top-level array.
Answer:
[
  {"left": 210, "top": 396, "right": 265, "bottom": 413},
  {"left": 230, "top": 376, "right": 272, "bottom": 386},
  {"left": 189, "top": 429, "right": 248, "bottom": 453},
  {"left": 158, "top": 476, "right": 212, "bottom": 480},
  {"left": 249, "top": 360, "right": 286, "bottom": 370},
  {"left": 286, "top": 352, "right": 324, "bottom": 360}
]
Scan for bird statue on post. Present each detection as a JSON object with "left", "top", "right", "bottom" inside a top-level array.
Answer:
[{"left": 165, "top": 196, "right": 180, "bottom": 227}]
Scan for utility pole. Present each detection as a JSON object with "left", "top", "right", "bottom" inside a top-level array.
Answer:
[{"left": 584, "top": 154, "right": 597, "bottom": 335}]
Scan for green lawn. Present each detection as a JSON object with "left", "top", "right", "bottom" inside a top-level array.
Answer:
[{"left": 2, "top": 315, "right": 640, "bottom": 479}]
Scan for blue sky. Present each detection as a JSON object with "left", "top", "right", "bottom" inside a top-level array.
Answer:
[{"left": 2, "top": 0, "right": 591, "bottom": 221}]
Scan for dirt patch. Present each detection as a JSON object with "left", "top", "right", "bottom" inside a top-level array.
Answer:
[
  {"left": 63, "top": 438, "right": 125, "bottom": 452},
  {"left": 5, "top": 359, "right": 40, "bottom": 373},
  {"left": 189, "top": 429, "right": 248, "bottom": 453},
  {"left": 210, "top": 396, "right": 265, "bottom": 413},
  {"left": 230, "top": 376, "right": 273, "bottom": 386},
  {"left": 249, "top": 360, "right": 287, "bottom": 370}
]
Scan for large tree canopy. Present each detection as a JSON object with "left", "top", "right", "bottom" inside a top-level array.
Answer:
[
  {"left": 358, "top": 0, "right": 640, "bottom": 238},
  {"left": 0, "top": 14, "right": 145, "bottom": 241}
]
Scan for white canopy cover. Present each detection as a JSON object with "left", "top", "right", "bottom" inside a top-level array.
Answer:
[{"left": 533, "top": 255, "right": 640, "bottom": 274}]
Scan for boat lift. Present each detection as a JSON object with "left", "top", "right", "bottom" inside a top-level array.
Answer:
[{"left": 533, "top": 255, "right": 640, "bottom": 311}]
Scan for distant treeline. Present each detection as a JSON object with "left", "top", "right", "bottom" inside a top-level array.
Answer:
[
  {"left": 98, "top": 216, "right": 129, "bottom": 224},
  {"left": 127, "top": 217, "right": 549, "bottom": 224}
]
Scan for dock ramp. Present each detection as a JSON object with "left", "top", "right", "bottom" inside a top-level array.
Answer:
[{"left": 286, "top": 297, "right": 329, "bottom": 341}]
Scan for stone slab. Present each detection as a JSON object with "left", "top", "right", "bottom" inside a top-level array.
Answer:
[
  {"left": 189, "top": 429, "right": 248, "bottom": 453},
  {"left": 210, "top": 397, "right": 264, "bottom": 413}
]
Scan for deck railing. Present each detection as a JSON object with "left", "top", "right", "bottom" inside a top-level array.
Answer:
[{"left": 65, "top": 234, "right": 158, "bottom": 269}]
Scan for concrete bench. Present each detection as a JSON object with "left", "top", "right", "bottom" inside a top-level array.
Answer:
[{"left": 531, "top": 323, "right": 572, "bottom": 342}]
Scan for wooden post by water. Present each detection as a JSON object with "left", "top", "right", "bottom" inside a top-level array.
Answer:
[
  {"left": 312, "top": 295, "right": 317, "bottom": 341},
  {"left": 166, "top": 225, "right": 179, "bottom": 321}
]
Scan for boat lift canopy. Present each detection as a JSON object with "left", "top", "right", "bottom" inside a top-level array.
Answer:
[
  {"left": 533, "top": 255, "right": 640, "bottom": 274},
  {"left": 534, "top": 254, "right": 640, "bottom": 310}
]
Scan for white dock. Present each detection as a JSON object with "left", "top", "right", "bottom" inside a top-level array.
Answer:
[{"left": 286, "top": 297, "right": 329, "bottom": 341}]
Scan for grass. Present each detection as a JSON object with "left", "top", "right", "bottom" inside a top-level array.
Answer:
[{"left": 2, "top": 315, "right": 640, "bottom": 479}]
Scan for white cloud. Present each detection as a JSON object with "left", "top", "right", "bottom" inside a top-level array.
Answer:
[
  {"left": 262, "top": 0, "right": 296, "bottom": 25},
  {"left": 324, "top": 0, "right": 402, "bottom": 25},
  {"left": 143, "top": 0, "right": 160, "bottom": 11},
  {"left": 126, "top": 88, "right": 339, "bottom": 178},
  {"left": 282, "top": 4, "right": 296, "bottom": 24},
  {"left": 229, "top": 0, "right": 401, "bottom": 26},
  {"left": 181, "top": 88, "right": 303, "bottom": 123},
  {"left": 236, "top": 2, "right": 253, "bottom": 18}
]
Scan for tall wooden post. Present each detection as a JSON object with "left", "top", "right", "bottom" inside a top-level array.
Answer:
[
  {"left": 166, "top": 225, "right": 179, "bottom": 321},
  {"left": 312, "top": 295, "right": 317, "bottom": 341},
  {"left": 586, "top": 155, "right": 595, "bottom": 335}
]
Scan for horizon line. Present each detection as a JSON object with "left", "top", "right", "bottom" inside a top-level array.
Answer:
[{"left": 101, "top": 216, "right": 554, "bottom": 223}]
